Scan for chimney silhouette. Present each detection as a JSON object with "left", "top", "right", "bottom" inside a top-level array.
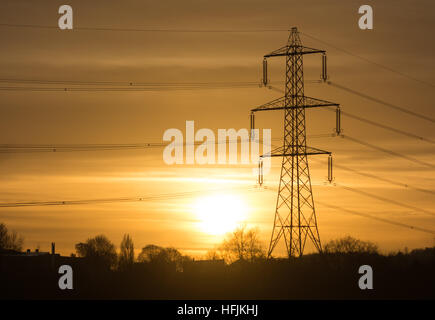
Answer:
[{"left": 51, "top": 242, "right": 55, "bottom": 255}]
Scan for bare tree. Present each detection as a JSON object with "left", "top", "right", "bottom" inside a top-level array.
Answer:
[
  {"left": 75, "top": 234, "right": 118, "bottom": 269},
  {"left": 205, "top": 248, "right": 221, "bottom": 261},
  {"left": 0, "top": 223, "right": 24, "bottom": 251},
  {"left": 324, "top": 235, "right": 378, "bottom": 254},
  {"left": 118, "top": 234, "right": 134, "bottom": 270},
  {"left": 218, "top": 225, "right": 265, "bottom": 263}
]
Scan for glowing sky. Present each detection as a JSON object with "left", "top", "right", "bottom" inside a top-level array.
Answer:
[{"left": 0, "top": 0, "right": 434, "bottom": 257}]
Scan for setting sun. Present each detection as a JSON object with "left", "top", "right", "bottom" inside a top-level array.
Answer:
[{"left": 194, "top": 194, "right": 248, "bottom": 235}]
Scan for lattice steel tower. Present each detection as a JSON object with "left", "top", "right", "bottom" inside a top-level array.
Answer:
[{"left": 251, "top": 27, "right": 340, "bottom": 258}]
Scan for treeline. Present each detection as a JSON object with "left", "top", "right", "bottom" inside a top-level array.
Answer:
[
  {"left": 1, "top": 222, "right": 434, "bottom": 299},
  {"left": 0, "top": 222, "right": 390, "bottom": 267},
  {"left": 74, "top": 233, "right": 192, "bottom": 272},
  {"left": 70, "top": 226, "right": 386, "bottom": 269},
  {"left": 72, "top": 225, "right": 270, "bottom": 271}
]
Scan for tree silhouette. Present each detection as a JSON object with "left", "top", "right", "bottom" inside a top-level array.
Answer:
[
  {"left": 0, "top": 223, "right": 24, "bottom": 251},
  {"left": 138, "top": 244, "right": 189, "bottom": 271},
  {"left": 137, "top": 244, "right": 163, "bottom": 263},
  {"left": 205, "top": 248, "right": 221, "bottom": 261},
  {"left": 217, "top": 225, "right": 265, "bottom": 263},
  {"left": 75, "top": 234, "right": 117, "bottom": 269},
  {"left": 324, "top": 235, "right": 378, "bottom": 254},
  {"left": 118, "top": 234, "right": 134, "bottom": 271}
]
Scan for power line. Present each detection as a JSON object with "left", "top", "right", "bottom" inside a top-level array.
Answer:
[
  {"left": 301, "top": 32, "right": 435, "bottom": 89},
  {"left": 4, "top": 175, "right": 434, "bottom": 235},
  {"left": 0, "top": 185, "right": 254, "bottom": 208},
  {"left": 316, "top": 200, "right": 435, "bottom": 236},
  {"left": 262, "top": 187, "right": 435, "bottom": 235},
  {"left": 1, "top": 23, "right": 433, "bottom": 88},
  {"left": 271, "top": 85, "right": 435, "bottom": 146},
  {"left": 328, "top": 81, "right": 435, "bottom": 124},
  {"left": 342, "top": 135, "right": 435, "bottom": 169},
  {"left": 0, "top": 143, "right": 164, "bottom": 153},
  {"left": 0, "top": 80, "right": 296, "bottom": 92},
  {"left": 1, "top": 156, "right": 433, "bottom": 236},
  {"left": 309, "top": 157, "right": 435, "bottom": 196},
  {"left": 331, "top": 162, "right": 435, "bottom": 196},
  {"left": 0, "top": 141, "right": 223, "bottom": 153},
  {"left": 0, "top": 79, "right": 265, "bottom": 86},
  {"left": 329, "top": 108, "right": 435, "bottom": 146},
  {"left": 0, "top": 23, "right": 289, "bottom": 33},
  {"left": 335, "top": 183, "right": 435, "bottom": 218},
  {"left": 0, "top": 85, "right": 259, "bottom": 92},
  {"left": 273, "top": 154, "right": 435, "bottom": 217},
  {"left": 0, "top": 142, "right": 214, "bottom": 154},
  {"left": 0, "top": 136, "right": 331, "bottom": 154},
  {"left": 0, "top": 81, "right": 321, "bottom": 92},
  {"left": 0, "top": 78, "right": 319, "bottom": 87}
]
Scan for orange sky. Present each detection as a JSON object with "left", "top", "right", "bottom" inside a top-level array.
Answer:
[{"left": 0, "top": 0, "right": 434, "bottom": 257}]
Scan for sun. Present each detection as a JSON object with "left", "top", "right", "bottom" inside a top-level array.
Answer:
[{"left": 193, "top": 194, "right": 248, "bottom": 235}]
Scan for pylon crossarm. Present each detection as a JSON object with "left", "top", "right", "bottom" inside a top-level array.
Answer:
[
  {"left": 264, "top": 45, "right": 325, "bottom": 58},
  {"left": 252, "top": 96, "right": 285, "bottom": 112},
  {"left": 260, "top": 145, "right": 331, "bottom": 158},
  {"left": 251, "top": 95, "right": 339, "bottom": 112},
  {"left": 304, "top": 96, "right": 339, "bottom": 108}
]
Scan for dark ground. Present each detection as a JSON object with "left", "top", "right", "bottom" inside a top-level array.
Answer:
[{"left": 1, "top": 247, "right": 434, "bottom": 300}]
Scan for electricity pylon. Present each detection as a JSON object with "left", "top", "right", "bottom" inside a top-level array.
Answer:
[{"left": 251, "top": 27, "right": 340, "bottom": 258}]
